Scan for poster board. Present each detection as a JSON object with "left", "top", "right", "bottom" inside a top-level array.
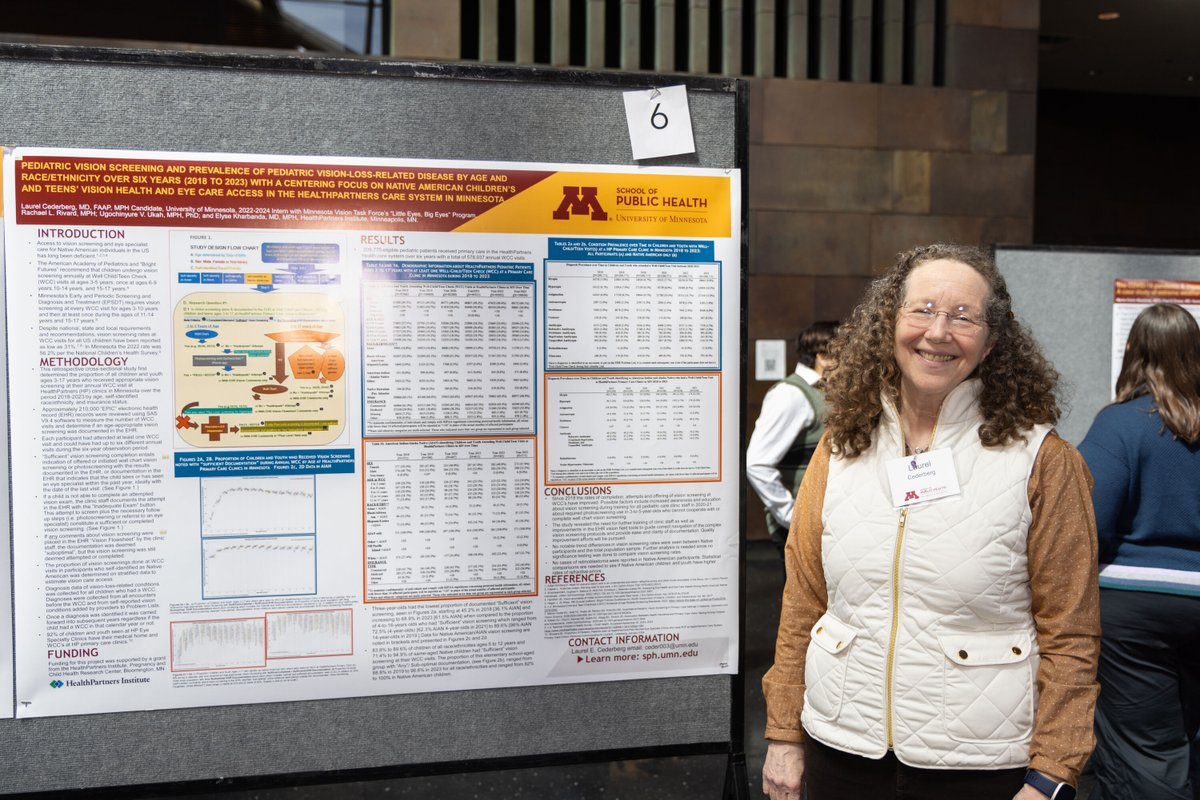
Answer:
[
  {"left": 996, "top": 245, "right": 1200, "bottom": 445},
  {"left": 0, "top": 179, "right": 11, "bottom": 723},
  {"left": 0, "top": 45, "right": 748, "bottom": 795}
]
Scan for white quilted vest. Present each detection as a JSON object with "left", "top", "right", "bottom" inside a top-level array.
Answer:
[{"left": 802, "top": 379, "right": 1052, "bottom": 769}]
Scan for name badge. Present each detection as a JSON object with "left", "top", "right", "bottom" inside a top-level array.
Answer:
[{"left": 886, "top": 447, "right": 961, "bottom": 508}]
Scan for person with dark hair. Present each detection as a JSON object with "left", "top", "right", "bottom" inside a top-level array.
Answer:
[
  {"left": 1078, "top": 302, "right": 1200, "bottom": 800},
  {"left": 762, "top": 244, "right": 1100, "bottom": 800},
  {"left": 747, "top": 320, "right": 839, "bottom": 555}
]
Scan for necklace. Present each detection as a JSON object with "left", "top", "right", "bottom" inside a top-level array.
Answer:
[
  {"left": 901, "top": 407, "right": 940, "bottom": 458},
  {"left": 904, "top": 427, "right": 937, "bottom": 457}
]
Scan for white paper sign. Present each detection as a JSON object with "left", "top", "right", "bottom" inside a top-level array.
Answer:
[
  {"left": 886, "top": 448, "right": 961, "bottom": 508},
  {"left": 622, "top": 85, "right": 696, "bottom": 160},
  {"left": 755, "top": 339, "right": 786, "bottom": 381}
]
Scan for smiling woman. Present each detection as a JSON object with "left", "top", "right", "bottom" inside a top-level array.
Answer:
[
  {"left": 820, "top": 244, "right": 1062, "bottom": 458},
  {"left": 761, "top": 244, "right": 1102, "bottom": 800},
  {"left": 892, "top": 259, "right": 994, "bottom": 445}
]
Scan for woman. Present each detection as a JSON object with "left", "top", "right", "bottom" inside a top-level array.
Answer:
[
  {"left": 1078, "top": 303, "right": 1200, "bottom": 800},
  {"left": 762, "top": 244, "right": 1100, "bottom": 800}
]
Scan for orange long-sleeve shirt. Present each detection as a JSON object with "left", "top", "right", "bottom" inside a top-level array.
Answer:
[{"left": 762, "top": 433, "right": 1101, "bottom": 784}]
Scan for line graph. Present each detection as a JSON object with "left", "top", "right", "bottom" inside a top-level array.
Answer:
[
  {"left": 170, "top": 617, "right": 266, "bottom": 671},
  {"left": 266, "top": 609, "right": 353, "bottom": 659},
  {"left": 200, "top": 475, "right": 316, "bottom": 536},
  {"left": 201, "top": 535, "right": 316, "bottom": 599}
]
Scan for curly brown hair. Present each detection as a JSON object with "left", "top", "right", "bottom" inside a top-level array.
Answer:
[{"left": 823, "top": 243, "right": 1061, "bottom": 457}]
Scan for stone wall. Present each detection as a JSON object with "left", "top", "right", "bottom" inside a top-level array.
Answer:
[{"left": 742, "top": 2, "right": 1038, "bottom": 538}]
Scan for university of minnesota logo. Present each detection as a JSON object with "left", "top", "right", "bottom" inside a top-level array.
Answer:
[
  {"left": 904, "top": 490, "right": 920, "bottom": 501},
  {"left": 553, "top": 186, "right": 607, "bottom": 221}
]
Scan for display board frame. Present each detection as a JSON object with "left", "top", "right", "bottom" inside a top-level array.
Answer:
[
  {"left": 0, "top": 44, "right": 749, "bottom": 798},
  {"left": 996, "top": 244, "right": 1200, "bottom": 446}
]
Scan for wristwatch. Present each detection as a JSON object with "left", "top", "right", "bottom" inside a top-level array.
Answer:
[{"left": 1023, "top": 769, "right": 1076, "bottom": 800}]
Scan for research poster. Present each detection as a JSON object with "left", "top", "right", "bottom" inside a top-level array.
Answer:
[
  {"left": 2, "top": 147, "right": 741, "bottom": 717},
  {"left": 1111, "top": 278, "right": 1200, "bottom": 396}
]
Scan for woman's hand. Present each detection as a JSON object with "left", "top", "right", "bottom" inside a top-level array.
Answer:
[
  {"left": 1014, "top": 783, "right": 1050, "bottom": 799},
  {"left": 762, "top": 740, "right": 804, "bottom": 799}
]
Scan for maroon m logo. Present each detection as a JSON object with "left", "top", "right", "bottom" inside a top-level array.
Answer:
[
  {"left": 904, "top": 490, "right": 920, "bottom": 501},
  {"left": 553, "top": 186, "right": 607, "bottom": 221}
]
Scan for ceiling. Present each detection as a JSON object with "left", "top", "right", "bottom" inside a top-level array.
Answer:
[
  {"left": 1040, "top": 0, "right": 1200, "bottom": 97},
  {"left": 0, "top": 1, "right": 1196, "bottom": 97}
]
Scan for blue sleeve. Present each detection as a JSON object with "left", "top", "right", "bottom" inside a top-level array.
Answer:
[{"left": 1077, "top": 408, "right": 1131, "bottom": 563}]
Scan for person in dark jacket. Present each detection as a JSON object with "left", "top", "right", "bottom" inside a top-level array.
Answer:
[{"left": 1079, "top": 302, "right": 1200, "bottom": 800}]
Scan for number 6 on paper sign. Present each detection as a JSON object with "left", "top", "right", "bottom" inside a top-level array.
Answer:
[
  {"left": 651, "top": 103, "right": 668, "bottom": 130},
  {"left": 622, "top": 85, "right": 696, "bottom": 160}
]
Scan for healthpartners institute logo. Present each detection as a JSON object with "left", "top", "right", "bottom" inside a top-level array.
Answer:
[
  {"left": 49, "top": 680, "right": 64, "bottom": 688},
  {"left": 552, "top": 186, "right": 607, "bottom": 221}
]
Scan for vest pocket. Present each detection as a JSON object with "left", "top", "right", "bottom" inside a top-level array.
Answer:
[
  {"left": 803, "top": 612, "right": 858, "bottom": 722},
  {"left": 937, "top": 630, "right": 1035, "bottom": 743}
]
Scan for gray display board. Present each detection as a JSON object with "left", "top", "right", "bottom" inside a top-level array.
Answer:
[
  {"left": 0, "top": 44, "right": 746, "bottom": 795},
  {"left": 997, "top": 245, "right": 1200, "bottom": 445}
]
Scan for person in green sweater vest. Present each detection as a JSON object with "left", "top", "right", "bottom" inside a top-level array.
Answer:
[{"left": 746, "top": 320, "right": 839, "bottom": 557}]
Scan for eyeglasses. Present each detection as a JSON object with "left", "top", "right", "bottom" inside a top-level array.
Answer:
[{"left": 900, "top": 301, "right": 987, "bottom": 333}]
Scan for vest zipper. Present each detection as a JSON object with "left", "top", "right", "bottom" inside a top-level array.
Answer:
[
  {"left": 889, "top": 407, "right": 942, "bottom": 751},
  {"left": 885, "top": 506, "right": 908, "bottom": 750}
]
